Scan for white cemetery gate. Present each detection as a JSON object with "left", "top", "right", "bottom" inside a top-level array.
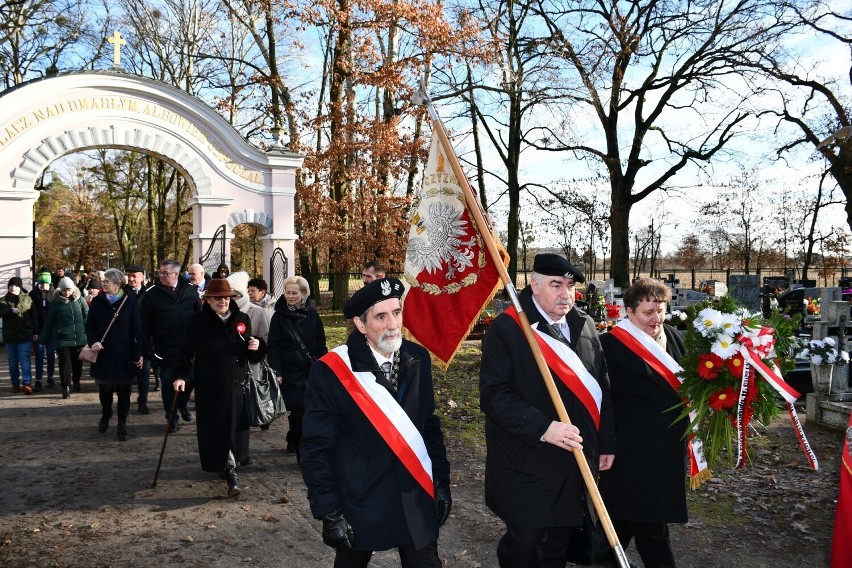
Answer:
[{"left": 0, "top": 70, "right": 302, "bottom": 286}]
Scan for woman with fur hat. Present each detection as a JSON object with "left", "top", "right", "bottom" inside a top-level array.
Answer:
[{"left": 40, "top": 276, "right": 88, "bottom": 399}]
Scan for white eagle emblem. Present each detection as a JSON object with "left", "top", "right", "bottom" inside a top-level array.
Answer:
[
  {"left": 380, "top": 279, "right": 392, "bottom": 296},
  {"left": 406, "top": 200, "right": 475, "bottom": 280}
]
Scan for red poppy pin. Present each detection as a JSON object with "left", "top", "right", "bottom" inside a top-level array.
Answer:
[{"left": 236, "top": 322, "right": 247, "bottom": 335}]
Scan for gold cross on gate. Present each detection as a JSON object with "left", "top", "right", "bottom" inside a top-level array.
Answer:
[{"left": 108, "top": 31, "right": 126, "bottom": 67}]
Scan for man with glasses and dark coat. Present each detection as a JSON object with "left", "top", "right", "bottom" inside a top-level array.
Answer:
[{"left": 140, "top": 259, "right": 201, "bottom": 432}]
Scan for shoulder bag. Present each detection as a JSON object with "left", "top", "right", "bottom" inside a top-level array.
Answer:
[
  {"left": 283, "top": 317, "right": 317, "bottom": 367},
  {"left": 243, "top": 360, "right": 286, "bottom": 428},
  {"left": 79, "top": 295, "right": 129, "bottom": 363}
]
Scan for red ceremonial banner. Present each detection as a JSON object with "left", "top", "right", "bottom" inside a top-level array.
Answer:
[
  {"left": 402, "top": 129, "right": 507, "bottom": 367},
  {"left": 831, "top": 411, "right": 852, "bottom": 567}
]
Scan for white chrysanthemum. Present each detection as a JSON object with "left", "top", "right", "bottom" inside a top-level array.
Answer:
[
  {"left": 825, "top": 337, "right": 836, "bottom": 347},
  {"left": 678, "top": 311, "right": 688, "bottom": 322},
  {"left": 710, "top": 334, "right": 739, "bottom": 359},
  {"left": 799, "top": 347, "right": 809, "bottom": 358},
  {"left": 809, "top": 339, "right": 825, "bottom": 350},
  {"left": 812, "top": 354, "right": 824, "bottom": 365},
  {"left": 695, "top": 308, "right": 724, "bottom": 337},
  {"left": 719, "top": 313, "right": 742, "bottom": 335},
  {"left": 665, "top": 313, "right": 672, "bottom": 322},
  {"left": 827, "top": 352, "right": 838, "bottom": 364}
]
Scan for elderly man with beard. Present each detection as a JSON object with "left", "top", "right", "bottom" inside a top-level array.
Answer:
[
  {"left": 479, "top": 253, "right": 615, "bottom": 567},
  {"left": 300, "top": 277, "right": 451, "bottom": 567}
]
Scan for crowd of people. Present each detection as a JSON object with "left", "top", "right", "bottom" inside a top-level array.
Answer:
[{"left": 2, "top": 255, "right": 690, "bottom": 567}]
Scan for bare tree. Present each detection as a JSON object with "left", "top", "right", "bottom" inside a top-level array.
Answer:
[{"left": 525, "top": 0, "right": 798, "bottom": 287}]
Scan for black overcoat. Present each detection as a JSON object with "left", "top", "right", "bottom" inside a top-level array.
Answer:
[
  {"left": 140, "top": 279, "right": 201, "bottom": 368},
  {"left": 479, "top": 286, "right": 615, "bottom": 528},
  {"left": 267, "top": 297, "right": 327, "bottom": 410},
  {"left": 599, "top": 324, "right": 689, "bottom": 523},
  {"left": 85, "top": 288, "right": 142, "bottom": 384},
  {"left": 300, "top": 332, "right": 450, "bottom": 552},
  {"left": 174, "top": 302, "right": 266, "bottom": 473}
]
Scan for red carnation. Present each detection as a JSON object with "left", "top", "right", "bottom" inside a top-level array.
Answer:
[
  {"left": 709, "top": 386, "right": 737, "bottom": 410},
  {"left": 725, "top": 353, "right": 745, "bottom": 378},
  {"left": 697, "top": 353, "right": 724, "bottom": 380},
  {"left": 236, "top": 322, "right": 247, "bottom": 335}
]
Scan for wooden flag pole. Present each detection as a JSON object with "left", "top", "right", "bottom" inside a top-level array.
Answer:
[{"left": 416, "top": 86, "right": 630, "bottom": 568}]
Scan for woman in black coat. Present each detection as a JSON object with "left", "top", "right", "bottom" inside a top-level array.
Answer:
[
  {"left": 172, "top": 279, "right": 265, "bottom": 497},
  {"left": 267, "top": 276, "right": 327, "bottom": 460},
  {"left": 85, "top": 269, "right": 143, "bottom": 441},
  {"left": 599, "top": 278, "right": 688, "bottom": 568}
]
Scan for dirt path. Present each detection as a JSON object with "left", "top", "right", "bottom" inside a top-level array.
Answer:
[{"left": 0, "top": 349, "right": 845, "bottom": 568}]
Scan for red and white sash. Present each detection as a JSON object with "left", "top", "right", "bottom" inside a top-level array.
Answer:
[
  {"left": 505, "top": 306, "right": 602, "bottom": 429},
  {"left": 608, "top": 319, "right": 711, "bottom": 489},
  {"left": 320, "top": 347, "right": 435, "bottom": 498}
]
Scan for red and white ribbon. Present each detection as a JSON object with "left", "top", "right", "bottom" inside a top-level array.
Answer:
[
  {"left": 737, "top": 328, "right": 818, "bottom": 471},
  {"left": 505, "top": 306, "right": 602, "bottom": 429},
  {"left": 320, "top": 347, "right": 435, "bottom": 498},
  {"left": 610, "top": 319, "right": 711, "bottom": 488}
]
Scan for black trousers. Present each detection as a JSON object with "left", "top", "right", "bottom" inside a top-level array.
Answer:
[
  {"left": 333, "top": 541, "right": 441, "bottom": 568},
  {"left": 99, "top": 383, "right": 132, "bottom": 425},
  {"left": 497, "top": 523, "right": 573, "bottom": 568},
  {"left": 613, "top": 519, "right": 676, "bottom": 568},
  {"left": 56, "top": 346, "right": 83, "bottom": 387}
]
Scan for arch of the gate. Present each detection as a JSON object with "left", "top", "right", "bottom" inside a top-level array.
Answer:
[{"left": 0, "top": 70, "right": 301, "bottom": 287}]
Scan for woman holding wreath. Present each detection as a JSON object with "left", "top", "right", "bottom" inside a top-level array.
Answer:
[{"left": 172, "top": 278, "right": 266, "bottom": 497}]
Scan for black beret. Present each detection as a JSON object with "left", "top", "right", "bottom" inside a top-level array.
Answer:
[
  {"left": 532, "top": 253, "right": 585, "bottom": 283},
  {"left": 344, "top": 277, "right": 405, "bottom": 319},
  {"left": 125, "top": 264, "right": 145, "bottom": 274}
]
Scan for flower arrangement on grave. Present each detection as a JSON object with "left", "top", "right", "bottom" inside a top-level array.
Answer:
[
  {"left": 800, "top": 337, "right": 849, "bottom": 366},
  {"left": 665, "top": 310, "right": 687, "bottom": 324},
  {"left": 596, "top": 320, "right": 614, "bottom": 333},
  {"left": 677, "top": 296, "right": 818, "bottom": 472},
  {"left": 805, "top": 296, "right": 820, "bottom": 315}
]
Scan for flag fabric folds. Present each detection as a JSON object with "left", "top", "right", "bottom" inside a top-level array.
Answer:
[
  {"left": 831, "top": 411, "right": 852, "bottom": 567},
  {"left": 402, "top": 128, "right": 506, "bottom": 367}
]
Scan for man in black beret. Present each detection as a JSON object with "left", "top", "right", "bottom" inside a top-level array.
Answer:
[
  {"left": 479, "top": 253, "right": 615, "bottom": 566},
  {"left": 300, "top": 277, "right": 451, "bottom": 566}
]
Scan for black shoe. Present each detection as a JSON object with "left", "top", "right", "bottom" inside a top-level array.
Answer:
[
  {"left": 73, "top": 383, "right": 81, "bottom": 393},
  {"left": 226, "top": 467, "right": 240, "bottom": 497},
  {"left": 62, "top": 386, "right": 70, "bottom": 399},
  {"left": 47, "top": 378, "right": 55, "bottom": 387},
  {"left": 259, "top": 424, "right": 270, "bottom": 431},
  {"left": 33, "top": 382, "right": 43, "bottom": 393},
  {"left": 168, "top": 421, "right": 179, "bottom": 433},
  {"left": 12, "top": 384, "right": 20, "bottom": 392},
  {"left": 138, "top": 402, "right": 151, "bottom": 415},
  {"left": 286, "top": 442, "right": 296, "bottom": 454},
  {"left": 98, "top": 417, "right": 109, "bottom": 433},
  {"left": 239, "top": 457, "right": 253, "bottom": 467},
  {"left": 117, "top": 425, "right": 128, "bottom": 441},
  {"left": 180, "top": 407, "right": 192, "bottom": 422}
]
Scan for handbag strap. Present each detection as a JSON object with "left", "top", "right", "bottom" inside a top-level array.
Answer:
[
  {"left": 99, "top": 295, "right": 129, "bottom": 343},
  {"left": 283, "top": 317, "right": 311, "bottom": 357}
]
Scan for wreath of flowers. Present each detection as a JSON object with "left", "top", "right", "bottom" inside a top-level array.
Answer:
[
  {"left": 677, "top": 296, "right": 804, "bottom": 470},
  {"left": 805, "top": 296, "right": 820, "bottom": 315}
]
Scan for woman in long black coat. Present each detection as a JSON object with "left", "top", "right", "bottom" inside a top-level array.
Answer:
[
  {"left": 599, "top": 278, "right": 688, "bottom": 568},
  {"left": 173, "top": 279, "right": 265, "bottom": 497},
  {"left": 85, "top": 269, "right": 143, "bottom": 441},
  {"left": 267, "top": 276, "right": 327, "bottom": 460}
]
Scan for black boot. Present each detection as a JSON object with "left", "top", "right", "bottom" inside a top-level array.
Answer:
[
  {"left": 138, "top": 401, "right": 150, "bottom": 415},
  {"left": 226, "top": 466, "right": 240, "bottom": 497},
  {"left": 117, "top": 424, "right": 128, "bottom": 442},
  {"left": 98, "top": 415, "right": 110, "bottom": 433},
  {"left": 62, "top": 386, "right": 70, "bottom": 399}
]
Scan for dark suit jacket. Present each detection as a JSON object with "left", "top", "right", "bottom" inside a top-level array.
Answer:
[{"left": 300, "top": 332, "right": 449, "bottom": 551}]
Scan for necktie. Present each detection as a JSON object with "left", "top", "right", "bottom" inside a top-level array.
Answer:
[{"left": 551, "top": 323, "right": 568, "bottom": 344}]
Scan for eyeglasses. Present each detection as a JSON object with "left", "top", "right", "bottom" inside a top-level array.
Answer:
[{"left": 158, "top": 271, "right": 177, "bottom": 277}]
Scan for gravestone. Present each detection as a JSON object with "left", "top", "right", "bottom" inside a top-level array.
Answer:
[{"left": 728, "top": 274, "right": 760, "bottom": 310}]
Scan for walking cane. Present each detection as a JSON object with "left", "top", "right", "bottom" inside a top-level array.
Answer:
[{"left": 151, "top": 394, "right": 179, "bottom": 489}]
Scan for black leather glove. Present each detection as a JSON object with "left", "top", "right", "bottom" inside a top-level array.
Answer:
[
  {"left": 434, "top": 480, "right": 452, "bottom": 527},
  {"left": 320, "top": 511, "right": 355, "bottom": 551}
]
